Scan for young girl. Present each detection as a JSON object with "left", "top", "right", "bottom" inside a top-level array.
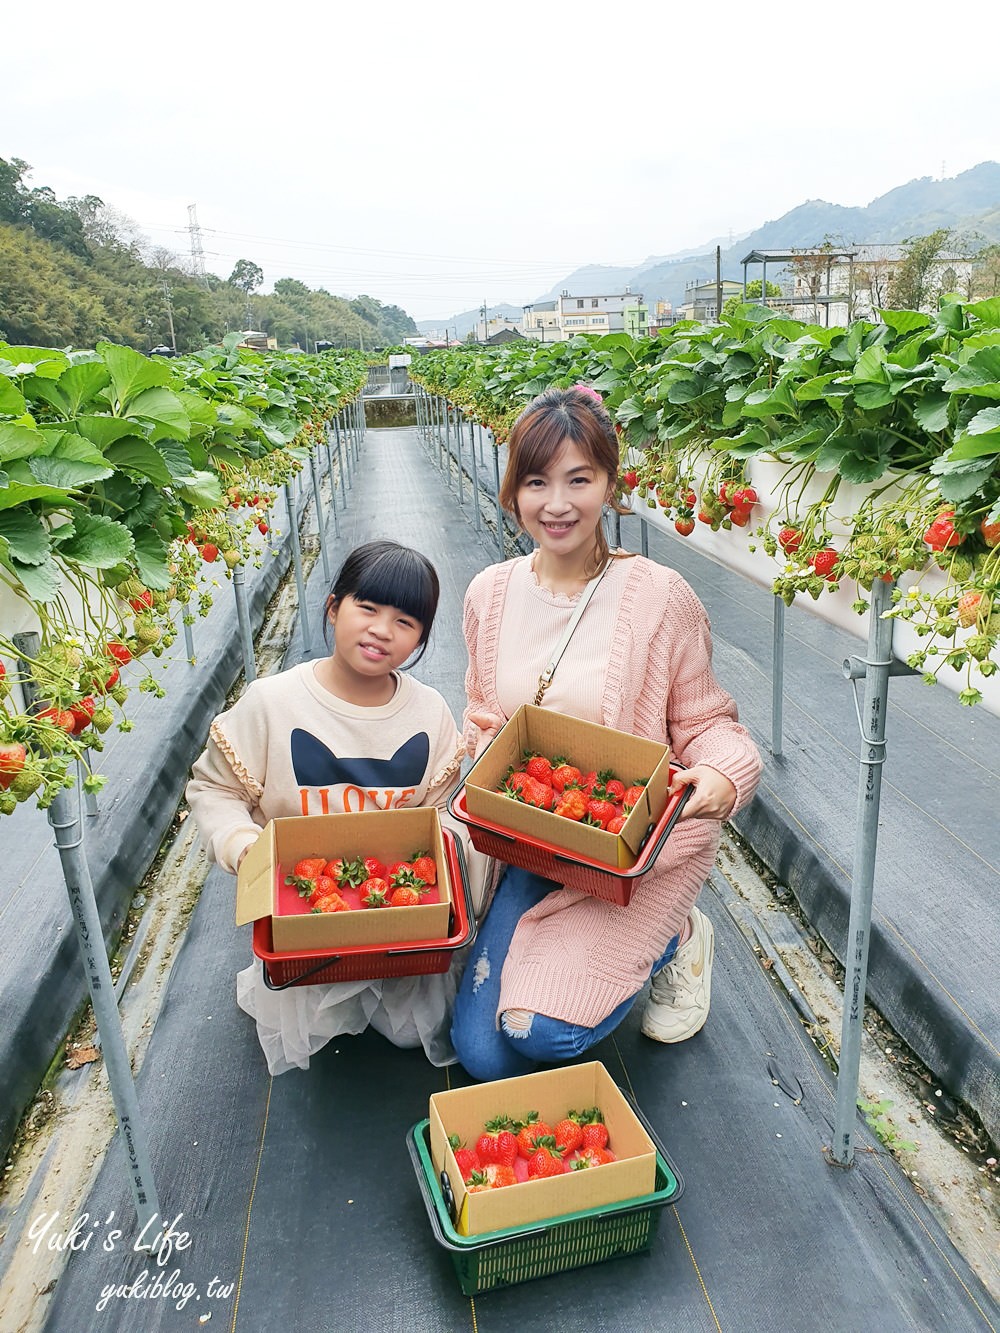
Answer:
[
  {"left": 450, "top": 386, "right": 763, "bottom": 1081},
  {"left": 186, "top": 540, "right": 467, "bottom": 1075}
]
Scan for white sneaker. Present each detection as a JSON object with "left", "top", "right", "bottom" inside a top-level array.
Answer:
[{"left": 641, "top": 906, "right": 714, "bottom": 1043}]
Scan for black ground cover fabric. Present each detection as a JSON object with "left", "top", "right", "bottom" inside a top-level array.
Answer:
[{"left": 36, "top": 428, "right": 998, "bottom": 1332}]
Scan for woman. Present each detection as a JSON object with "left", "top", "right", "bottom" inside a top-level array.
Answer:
[{"left": 450, "top": 386, "right": 762, "bottom": 1081}]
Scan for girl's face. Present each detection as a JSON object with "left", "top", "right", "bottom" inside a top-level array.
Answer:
[
  {"left": 516, "top": 438, "right": 611, "bottom": 563},
  {"left": 327, "top": 595, "right": 424, "bottom": 678}
]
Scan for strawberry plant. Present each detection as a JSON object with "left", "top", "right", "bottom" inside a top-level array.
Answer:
[
  {"left": 0, "top": 336, "right": 368, "bottom": 813},
  {"left": 412, "top": 296, "right": 1000, "bottom": 705}
]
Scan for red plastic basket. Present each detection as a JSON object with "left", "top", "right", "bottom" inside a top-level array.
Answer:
[
  {"left": 448, "top": 780, "right": 691, "bottom": 906},
  {"left": 253, "top": 831, "right": 476, "bottom": 988}
]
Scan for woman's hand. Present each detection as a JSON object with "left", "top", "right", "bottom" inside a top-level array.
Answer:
[
  {"left": 468, "top": 710, "right": 506, "bottom": 756},
  {"left": 669, "top": 764, "right": 737, "bottom": 821}
]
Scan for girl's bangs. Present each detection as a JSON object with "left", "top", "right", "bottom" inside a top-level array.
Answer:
[{"left": 351, "top": 550, "right": 437, "bottom": 629}]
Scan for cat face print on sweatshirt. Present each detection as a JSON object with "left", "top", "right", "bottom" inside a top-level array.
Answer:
[{"left": 290, "top": 729, "right": 430, "bottom": 814}]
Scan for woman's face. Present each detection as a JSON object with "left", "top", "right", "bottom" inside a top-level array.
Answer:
[{"left": 516, "top": 438, "right": 611, "bottom": 563}]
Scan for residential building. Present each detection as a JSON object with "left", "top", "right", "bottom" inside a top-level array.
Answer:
[
  {"left": 675, "top": 279, "right": 744, "bottom": 322},
  {"left": 522, "top": 289, "right": 646, "bottom": 342}
]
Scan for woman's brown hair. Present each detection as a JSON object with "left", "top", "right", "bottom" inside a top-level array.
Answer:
[{"left": 499, "top": 386, "right": 631, "bottom": 577}]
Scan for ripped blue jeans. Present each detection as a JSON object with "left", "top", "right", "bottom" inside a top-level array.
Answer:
[{"left": 450, "top": 865, "right": 678, "bottom": 1082}]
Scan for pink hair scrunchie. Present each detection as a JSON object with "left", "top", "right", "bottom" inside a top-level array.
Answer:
[{"left": 570, "top": 382, "right": 603, "bottom": 403}]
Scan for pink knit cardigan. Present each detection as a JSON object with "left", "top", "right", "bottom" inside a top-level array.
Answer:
[{"left": 463, "top": 553, "right": 763, "bottom": 1029}]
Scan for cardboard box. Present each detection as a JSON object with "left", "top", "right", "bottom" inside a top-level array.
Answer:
[
  {"left": 429, "top": 1061, "right": 657, "bottom": 1236},
  {"left": 464, "top": 704, "right": 672, "bottom": 871},
  {"left": 236, "top": 807, "right": 452, "bottom": 952}
]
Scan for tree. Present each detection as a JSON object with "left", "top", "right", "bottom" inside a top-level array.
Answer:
[
  {"left": 886, "top": 228, "right": 953, "bottom": 311},
  {"left": 971, "top": 244, "right": 1000, "bottom": 301},
  {"left": 229, "top": 259, "right": 263, "bottom": 294},
  {"left": 722, "top": 279, "right": 781, "bottom": 319}
]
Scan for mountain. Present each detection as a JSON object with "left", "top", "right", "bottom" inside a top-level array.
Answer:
[{"left": 426, "top": 164, "right": 1000, "bottom": 327}]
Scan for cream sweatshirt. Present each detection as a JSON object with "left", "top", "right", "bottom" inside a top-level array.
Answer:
[
  {"left": 186, "top": 661, "right": 465, "bottom": 875},
  {"left": 463, "top": 552, "right": 764, "bottom": 1028}
]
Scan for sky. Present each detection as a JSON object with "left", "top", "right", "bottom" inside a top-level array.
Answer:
[{"left": 6, "top": 0, "right": 1000, "bottom": 326}]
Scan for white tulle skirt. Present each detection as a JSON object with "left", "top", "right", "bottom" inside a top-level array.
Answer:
[{"left": 235, "top": 956, "right": 463, "bottom": 1076}]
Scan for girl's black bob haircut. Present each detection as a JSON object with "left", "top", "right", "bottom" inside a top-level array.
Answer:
[{"left": 323, "top": 540, "right": 440, "bottom": 666}]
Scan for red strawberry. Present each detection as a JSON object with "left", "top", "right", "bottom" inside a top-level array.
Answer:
[
  {"left": 36, "top": 706, "right": 76, "bottom": 732},
  {"left": 603, "top": 777, "right": 626, "bottom": 803},
  {"left": 554, "top": 1118, "right": 583, "bottom": 1154},
  {"left": 324, "top": 856, "right": 366, "bottom": 887},
  {"left": 361, "top": 877, "right": 390, "bottom": 907},
  {"left": 390, "top": 884, "right": 426, "bottom": 906},
  {"left": 387, "top": 861, "right": 414, "bottom": 883},
  {"left": 729, "top": 506, "right": 751, "bottom": 527},
  {"left": 128, "top": 590, "right": 153, "bottom": 612},
  {"left": 105, "top": 640, "right": 133, "bottom": 665},
  {"left": 293, "top": 857, "right": 326, "bottom": 881},
  {"left": 810, "top": 548, "right": 839, "bottom": 581},
  {"left": 257, "top": 521, "right": 269, "bottom": 535},
  {"left": 200, "top": 543, "right": 219, "bottom": 562},
  {"left": 485, "top": 1164, "right": 517, "bottom": 1188},
  {"left": 475, "top": 1132, "right": 498, "bottom": 1164},
  {"left": 554, "top": 789, "right": 587, "bottom": 821},
  {"left": 410, "top": 853, "right": 437, "bottom": 885},
  {"left": 675, "top": 516, "right": 695, "bottom": 536},
  {"left": 622, "top": 469, "right": 638, "bottom": 490},
  {"left": 484, "top": 1117, "right": 519, "bottom": 1166},
  {"left": 606, "top": 815, "right": 626, "bottom": 834},
  {"left": 622, "top": 783, "right": 646, "bottom": 811},
  {"left": 550, "top": 762, "right": 582, "bottom": 793},
  {"left": 68, "top": 696, "right": 97, "bottom": 734},
  {"left": 453, "top": 1147, "right": 480, "bottom": 1180},
  {"left": 581, "top": 1122, "right": 610, "bottom": 1151},
  {"left": 305, "top": 873, "right": 338, "bottom": 901},
  {"left": 0, "top": 742, "right": 27, "bottom": 790},
  {"left": 516, "top": 1116, "right": 552, "bottom": 1159},
  {"left": 521, "top": 776, "right": 554, "bottom": 810},
  {"left": 363, "top": 856, "right": 387, "bottom": 879},
  {"left": 778, "top": 526, "right": 803, "bottom": 554},
  {"left": 585, "top": 796, "right": 617, "bottom": 828},
  {"left": 311, "top": 892, "right": 349, "bottom": 913},
  {"left": 571, "top": 1147, "right": 615, "bottom": 1168},
  {"left": 579, "top": 771, "right": 599, "bottom": 795},
  {"left": 981, "top": 516, "right": 1000, "bottom": 547},
  {"left": 733, "top": 486, "right": 758, "bottom": 507},
  {"left": 527, "top": 1144, "right": 564, "bottom": 1179},
  {"left": 524, "top": 753, "right": 553, "bottom": 784}
]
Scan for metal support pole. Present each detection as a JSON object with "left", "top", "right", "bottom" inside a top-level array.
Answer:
[
  {"left": 442, "top": 399, "right": 450, "bottom": 472},
  {"left": 491, "top": 443, "right": 505, "bottom": 561},
  {"left": 455, "top": 408, "right": 465, "bottom": 506},
  {"left": 640, "top": 514, "right": 649, "bottom": 558},
  {"left": 772, "top": 596, "right": 785, "bottom": 758},
  {"left": 309, "top": 451, "right": 332, "bottom": 581},
  {"left": 469, "top": 421, "right": 481, "bottom": 532},
  {"left": 230, "top": 560, "right": 257, "bottom": 684},
  {"left": 180, "top": 602, "right": 195, "bottom": 664},
  {"left": 334, "top": 415, "right": 349, "bottom": 498},
  {"left": 13, "top": 631, "right": 161, "bottom": 1232},
  {"left": 831, "top": 576, "right": 895, "bottom": 1166},
  {"left": 325, "top": 437, "right": 340, "bottom": 537},
  {"left": 284, "top": 481, "right": 312, "bottom": 654}
]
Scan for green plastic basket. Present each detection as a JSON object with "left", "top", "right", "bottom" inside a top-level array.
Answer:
[{"left": 407, "top": 1112, "right": 683, "bottom": 1296}]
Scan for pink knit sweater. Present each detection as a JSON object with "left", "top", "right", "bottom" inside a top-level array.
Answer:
[{"left": 463, "top": 553, "right": 763, "bottom": 1028}]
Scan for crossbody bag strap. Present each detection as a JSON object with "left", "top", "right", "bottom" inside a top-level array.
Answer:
[{"left": 533, "top": 560, "right": 612, "bottom": 707}]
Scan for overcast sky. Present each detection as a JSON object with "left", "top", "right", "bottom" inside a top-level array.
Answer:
[{"left": 6, "top": 0, "right": 1000, "bottom": 324}]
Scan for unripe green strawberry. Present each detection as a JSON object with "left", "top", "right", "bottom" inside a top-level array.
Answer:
[
  {"left": 115, "top": 576, "right": 147, "bottom": 600},
  {"left": 91, "top": 707, "right": 114, "bottom": 733},
  {"left": 135, "top": 622, "right": 162, "bottom": 647},
  {"left": 223, "top": 549, "right": 241, "bottom": 569},
  {"left": 110, "top": 684, "right": 129, "bottom": 705},
  {"left": 0, "top": 792, "right": 17, "bottom": 815},
  {"left": 10, "top": 769, "right": 43, "bottom": 800}
]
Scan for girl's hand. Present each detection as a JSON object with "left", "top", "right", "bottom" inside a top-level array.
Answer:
[
  {"left": 669, "top": 764, "right": 737, "bottom": 821},
  {"left": 468, "top": 711, "right": 506, "bottom": 756}
]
